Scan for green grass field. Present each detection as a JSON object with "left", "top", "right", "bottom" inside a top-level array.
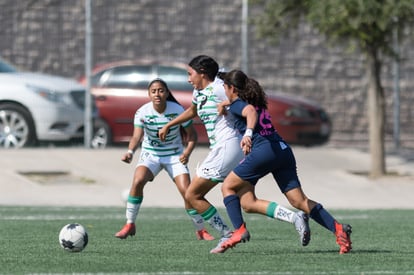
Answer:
[{"left": 1, "top": 206, "right": 413, "bottom": 275}]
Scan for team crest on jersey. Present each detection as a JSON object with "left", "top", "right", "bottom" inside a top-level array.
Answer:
[
  {"left": 145, "top": 115, "right": 158, "bottom": 125},
  {"left": 165, "top": 113, "right": 178, "bottom": 120},
  {"left": 205, "top": 86, "right": 214, "bottom": 95}
]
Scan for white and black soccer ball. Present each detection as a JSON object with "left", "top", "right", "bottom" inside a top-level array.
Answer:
[{"left": 58, "top": 223, "right": 88, "bottom": 252}]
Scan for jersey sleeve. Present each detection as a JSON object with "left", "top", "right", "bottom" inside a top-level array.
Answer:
[
  {"left": 192, "top": 89, "right": 198, "bottom": 105},
  {"left": 133, "top": 107, "right": 145, "bottom": 128},
  {"left": 213, "top": 78, "right": 227, "bottom": 102},
  {"left": 229, "top": 99, "right": 247, "bottom": 116}
]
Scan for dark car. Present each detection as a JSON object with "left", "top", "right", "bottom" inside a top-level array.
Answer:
[{"left": 80, "top": 60, "right": 331, "bottom": 146}]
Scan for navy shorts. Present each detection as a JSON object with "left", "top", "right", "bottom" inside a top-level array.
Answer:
[{"left": 233, "top": 137, "right": 301, "bottom": 193}]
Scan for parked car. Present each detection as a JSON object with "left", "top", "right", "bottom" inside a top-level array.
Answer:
[
  {"left": 265, "top": 92, "right": 331, "bottom": 145},
  {"left": 79, "top": 60, "right": 208, "bottom": 144},
  {"left": 0, "top": 57, "right": 106, "bottom": 148},
  {"left": 80, "top": 59, "right": 331, "bottom": 146}
]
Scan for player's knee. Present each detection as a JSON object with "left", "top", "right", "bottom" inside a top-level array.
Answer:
[
  {"left": 242, "top": 205, "right": 254, "bottom": 213},
  {"left": 241, "top": 202, "right": 255, "bottom": 213},
  {"left": 184, "top": 190, "right": 195, "bottom": 202},
  {"left": 289, "top": 198, "right": 309, "bottom": 212}
]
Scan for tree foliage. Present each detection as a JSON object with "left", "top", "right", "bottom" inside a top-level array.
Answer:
[
  {"left": 252, "top": 0, "right": 414, "bottom": 177},
  {"left": 254, "top": 0, "right": 414, "bottom": 57}
]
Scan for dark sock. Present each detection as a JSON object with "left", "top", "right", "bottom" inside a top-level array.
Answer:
[
  {"left": 309, "top": 203, "right": 336, "bottom": 233},
  {"left": 223, "top": 194, "right": 244, "bottom": 229}
]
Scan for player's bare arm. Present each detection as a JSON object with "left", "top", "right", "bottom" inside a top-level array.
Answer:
[
  {"left": 217, "top": 100, "right": 230, "bottom": 115},
  {"left": 159, "top": 104, "right": 198, "bottom": 141},
  {"left": 180, "top": 124, "right": 197, "bottom": 164},
  {"left": 241, "top": 104, "right": 257, "bottom": 155},
  {"left": 122, "top": 126, "right": 144, "bottom": 163}
]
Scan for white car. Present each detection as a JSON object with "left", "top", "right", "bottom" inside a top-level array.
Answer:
[{"left": 0, "top": 58, "right": 107, "bottom": 148}]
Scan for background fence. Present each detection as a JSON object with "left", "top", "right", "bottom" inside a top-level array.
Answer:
[{"left": 1, "top": 0, "right": 413, "bottom": 148}]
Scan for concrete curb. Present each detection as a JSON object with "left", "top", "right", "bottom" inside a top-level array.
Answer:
[{"left": 1, "top": 146, "right": 413, "bottom": 209}]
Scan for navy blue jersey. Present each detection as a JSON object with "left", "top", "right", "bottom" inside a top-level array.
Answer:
[
  {"left": 228, "top": 98, "right": 283, "bottom": 143},
  {"left": 228, "top": 98, "right": 300, "bottom": 191}
]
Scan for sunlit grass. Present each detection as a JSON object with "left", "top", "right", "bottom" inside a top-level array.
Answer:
[{"left": 0, "top": 207, "right": 413, "bottom": 274}]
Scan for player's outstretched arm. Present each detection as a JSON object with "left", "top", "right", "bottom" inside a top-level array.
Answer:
[{"left": 159, "top": 104, "right": 197, "bottom": 141}]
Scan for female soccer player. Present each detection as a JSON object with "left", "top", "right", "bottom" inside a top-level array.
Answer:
[
  {"left": 216, "top": 69, "right": 352, "bottom": 254},
  {"left": 159, "top": 56, "right": 310, "bottom": 253},
  {"left": 115, "top": 78, "right": 214, "bottom": 241}
]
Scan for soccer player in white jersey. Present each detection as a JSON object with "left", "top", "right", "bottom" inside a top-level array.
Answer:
[
  {"left": 159, "top": 55, "right": 310, "bottom": 253},
  {"left": 115, "top": 78, "right": 214, "bottom": 241}
]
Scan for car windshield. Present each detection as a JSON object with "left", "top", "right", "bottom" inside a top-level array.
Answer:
[{"left": 0, "top": 59, "right": 18, "bottom": 73}]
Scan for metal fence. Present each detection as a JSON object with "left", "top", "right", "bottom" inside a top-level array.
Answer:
[{"left": 1, "top": 0, "right": 414, "bottom": 148}]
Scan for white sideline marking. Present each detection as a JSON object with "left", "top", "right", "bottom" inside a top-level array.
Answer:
[
  {"left": 0, "top": 214, "right": 190, "bottom": 221},
  {"left": 0, "top": 214, "right": 123, "bottom": 220}
]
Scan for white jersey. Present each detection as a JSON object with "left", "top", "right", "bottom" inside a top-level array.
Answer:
[
  {"left": 192, "top": 77, "right": 240, "bottom": 148},
  {"left": 134, "top": 101, "right": 191, "bottom": 157}
]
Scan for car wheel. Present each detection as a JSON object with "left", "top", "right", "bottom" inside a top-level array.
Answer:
[
  {"left": 91, "top": 118, "right": 111, "bottom": 149},
  {"left": 0, "top": 103, "right": 36, "bottom": 148}
]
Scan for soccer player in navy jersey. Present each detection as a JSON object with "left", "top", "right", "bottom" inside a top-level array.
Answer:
[{"left": 216, "top": 70, "right": 352, "bottom": 254}]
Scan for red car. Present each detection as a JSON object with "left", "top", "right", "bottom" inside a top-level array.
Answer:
[{"left": 80, "top": 60, "right": 331, "bottom": 146}]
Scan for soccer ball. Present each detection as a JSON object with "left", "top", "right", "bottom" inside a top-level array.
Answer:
[{"left": 58, "top": 223, "right": 88, "bottom": 252}]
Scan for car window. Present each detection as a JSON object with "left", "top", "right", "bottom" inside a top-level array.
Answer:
[
  {"left": 99, "top": 65, "right": 153, "bottom": 89},
  {"left": 0, "top": 59, "right": 18, "bottom": 73},
  {"left": 90, "top": 70, "right": 105, "bottom": 86},
  {"left": 157, "top": 65, "right": 193, "bottom": 91}
]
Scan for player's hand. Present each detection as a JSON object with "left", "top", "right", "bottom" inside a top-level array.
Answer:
[
  {"left": 121, "top": 152, "right": 133, "bottom": 163},
  {"left": 217, "top": 103, "right": 227, "bottom": 115},
  {"left": 179, "top": 154, "right": 189, "bottom": 164},
  {"left": 241, "top": 136, "right": 252, "bottom": 155},
  {"left": 158, "top": 126, "right": 169, "bottom": 141}
]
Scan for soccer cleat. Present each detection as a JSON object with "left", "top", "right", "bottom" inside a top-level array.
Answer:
[
  {"left": 293, "top": 211, "right": 311, "bottom": 246},
  {"left": 115, "top": 223, "right": 136, "bottom": 239},
  {"left": 220, "top": 223, "right": 250, "bottom": 251},
  {"left": 335, "top": 222, "right": 352, "bottom": 254},
  {"left": 210, "top": 235, "right": 232, "bottom": 254},
  {"left": 196, "top": 229, "right": 215, "bottom": 241}
]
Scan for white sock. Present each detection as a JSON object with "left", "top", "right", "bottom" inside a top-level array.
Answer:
[
  {"left": 207, "top": 211, "right": 231, "bottom": 237},
  {"left": 273, "top": 205, "right": 295, "bottom": 223},
  {"left": 187, "top": 209, "right": 205, "bottom": 231},
  {"left": 126, "top": 201, "right": 141, "bottom": 224}
]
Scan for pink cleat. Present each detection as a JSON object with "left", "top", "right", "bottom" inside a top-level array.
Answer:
[
  {"left": 335, "top": 222, "right": 352, "bottom": 254},
  {"left": 196, "top": 229, "right": 215, "bottom": 241},
  {"left": 115, "top": 223, "right": 136, "bottom": 239}
]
